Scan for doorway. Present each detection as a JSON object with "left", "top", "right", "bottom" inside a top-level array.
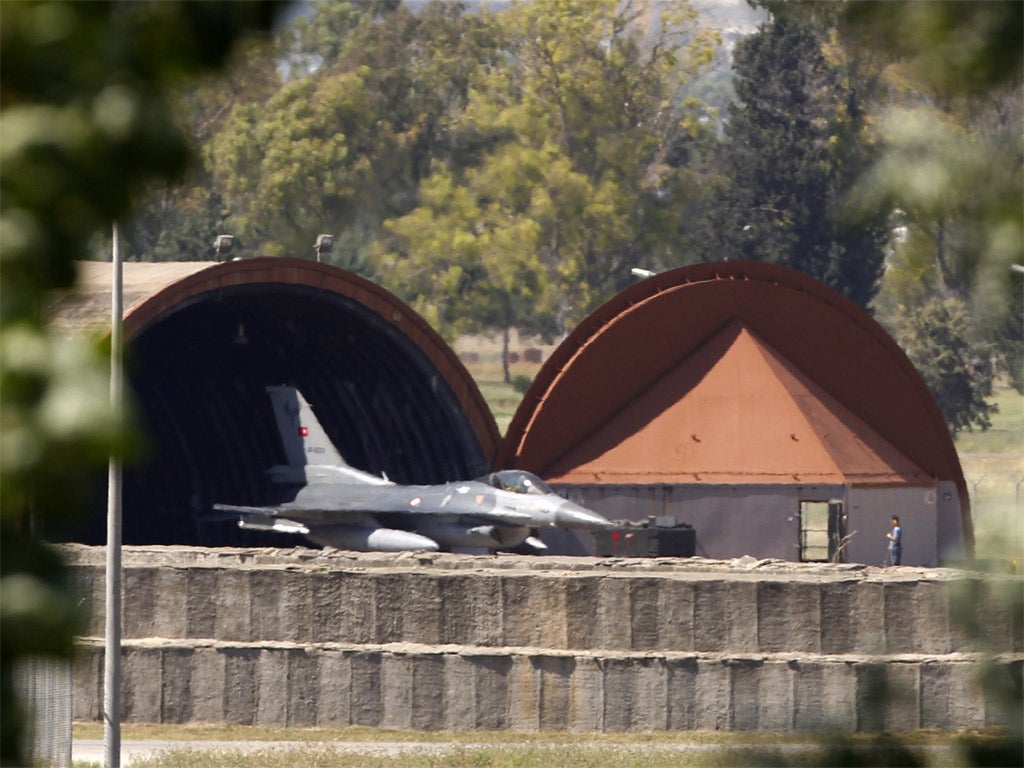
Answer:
[{"left": 799, "top": 500, "right": 845, "bottom": 562}]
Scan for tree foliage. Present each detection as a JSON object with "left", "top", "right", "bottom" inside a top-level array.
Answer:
[
  {"left": 705, "top": 9, "right": 888, "bottom": 308},
  {"left": 205, "top": 0, "right": 503, "bottom": 268},
  {"left": 840, "top": 1, "right": 1023, "bottom": 422},
  {"left": 121, "top": 36, "right": 285, "bottom": 263},
  {"left": 377, "top": 0, "right": 720, "bottom": 362},
  {"left": 873, "top": 235, "right": 997, "bottom": 436}
]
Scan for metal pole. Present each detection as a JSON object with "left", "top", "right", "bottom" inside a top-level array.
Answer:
[{"left": 103, "top": 222, "right": 123, "bottom": 768}]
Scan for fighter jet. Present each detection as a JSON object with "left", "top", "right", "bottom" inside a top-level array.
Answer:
[{"left": 213, "top": 385, "right": 613, "bottom": 552}]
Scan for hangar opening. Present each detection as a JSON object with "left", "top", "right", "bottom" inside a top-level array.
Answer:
[
  {"left": 69, "top": 258, "right": 498, "bottom": 546},
  {"left": 501, "top": 260, "right": 972, "bottom": 566}
]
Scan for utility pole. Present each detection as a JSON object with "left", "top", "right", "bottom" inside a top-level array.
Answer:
[{"left": 104, "top": 222, "right": 123, "bottom": 767}]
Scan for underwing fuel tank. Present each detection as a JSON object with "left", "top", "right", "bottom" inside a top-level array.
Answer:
[
  {"left": 414, "top": 519, "right": 531, "bottom": 549},
  {"left": 306, "top": 524, "right": 439, "bottom": 552}
]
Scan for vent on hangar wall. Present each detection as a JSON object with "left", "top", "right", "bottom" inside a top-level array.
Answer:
[{"left": 67, "top": 258, "right": 498, "bottom": 547}]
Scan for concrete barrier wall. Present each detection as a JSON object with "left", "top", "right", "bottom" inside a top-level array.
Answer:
[
  {"left": 72, "top": 641, "right": 1017, "bottom": 732},
  {"left": 69, "top": 550, "right": 1021, "bottom": 656},
  {"left": 65, "top": 546, "right": 1022, "bottom": 732}
]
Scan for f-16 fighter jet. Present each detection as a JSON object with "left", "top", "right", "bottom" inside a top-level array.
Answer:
[{"left": 213, "top": 385, "right": 613, "bottom": 552}]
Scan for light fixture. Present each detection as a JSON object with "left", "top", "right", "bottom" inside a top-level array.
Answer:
[
  {"left": 213, "top": 234, "right": 234, "bottom": 260},
  {"left": 313, "top": 233, "right": 334, "bottom": 262}
]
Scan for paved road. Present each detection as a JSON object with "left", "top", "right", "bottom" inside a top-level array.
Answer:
[{"left": 72, "top": 738, "right": 440, "bottom": 766}]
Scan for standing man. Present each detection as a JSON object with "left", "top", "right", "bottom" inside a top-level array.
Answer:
[{"left": 886, "top": 515, "right": 903, "bottom": 566}]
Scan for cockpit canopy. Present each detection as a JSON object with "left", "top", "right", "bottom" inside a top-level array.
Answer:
[{"left": 479, "top": 470, "right": 554, "bottom": 496}]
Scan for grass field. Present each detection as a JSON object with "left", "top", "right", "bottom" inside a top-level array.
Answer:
[
  {"left": 955, "top": 387, "right": 1024, "bottom": 560},
  {"left": 454, "top": 331, "right": 552, "bottom": 434},
  {"left": 954, "top": 387, "right": 1024, "bottom": 456}
]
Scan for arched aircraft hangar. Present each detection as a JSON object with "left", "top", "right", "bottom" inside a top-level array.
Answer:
[
  {"left": 499, "top": 260, "right": 972, "bottom": 566},
  {"left": 69, "top": 257, "right": 499, "bottom": 546}
]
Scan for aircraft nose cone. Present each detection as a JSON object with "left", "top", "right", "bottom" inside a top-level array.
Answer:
[{"left": 554, "top": 499, "right": 614, "bottom": 530}]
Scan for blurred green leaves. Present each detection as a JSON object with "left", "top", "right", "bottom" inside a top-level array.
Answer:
[
  {"left": 0, "top": 2, "right": 286, "bottom": 764},
  {"left": 843, "top": 1, "right": 1023, "bottom": 97}
]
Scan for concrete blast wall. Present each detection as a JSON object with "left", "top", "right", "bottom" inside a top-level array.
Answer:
[{"left": 67, "top": 546, "right": 1022, "bottom": 732}]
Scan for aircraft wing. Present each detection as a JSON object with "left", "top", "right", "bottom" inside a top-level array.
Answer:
[
  {"left": 212, "top": 502, "right": 384, "bottom": 522},
  {"left": 212, "top": 503, "right": 444, "bottom": 552},
  {"left": 266, "top": 482, "right": 505, "bottom": 518},
  {"left": 211, "top": 497, "right": 465, "bottom": 520}
]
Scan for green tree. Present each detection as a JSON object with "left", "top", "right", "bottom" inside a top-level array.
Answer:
[
  {"left": 206, "top": 0, "right": 501, "bottom": 269},
  {"left": 121, "top": 184, "right": 232, "bottom": 262},
  {"left": 706, "top": 10, "right": 888, "bottom": 308},
  {"left": 378, "top": 0, "right": 719, "bottom": 373},
  {"left": 0, "top": 2, "right": 283, "bottom": 763},
  {"left": 208, "top": 65, "right": 379, "bottom": 260},
  {"left": 123, "top": 36, "right": 285, "bottom": 262},
  {"left": 381, "top": 141, "right": 569, "bottom": 380},
  {"left": 910, "top": 295, "right": 997, "bottom": 437},
  {"left": 839, "top": 1, "right": 1022, "bottom": 434}
]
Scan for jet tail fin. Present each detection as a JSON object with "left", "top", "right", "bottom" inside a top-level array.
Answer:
[
  {"left": 265, "top": 385, "right": 389, "bottom": 486},
  {"left": 267, "top": 385, "right": 347, "bottom": 468}
]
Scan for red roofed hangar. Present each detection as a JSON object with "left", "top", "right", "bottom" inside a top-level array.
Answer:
[{"left": 500, "top": 261, "right": 970, "bottom": 566}]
